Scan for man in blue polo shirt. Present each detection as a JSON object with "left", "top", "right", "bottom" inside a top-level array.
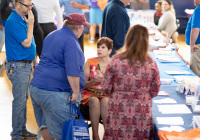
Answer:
[
  {"left": 5, "top": 0, "right": 37, "bottom": 140},
  {"left": 30, "top": 13, "right": 90, "bottom": 140},
  {"left": 185, "top": 0, "right": 200, "bottom": 77},
  {"left": 101, "top": 0, "right": 131, "bottom": 56}
]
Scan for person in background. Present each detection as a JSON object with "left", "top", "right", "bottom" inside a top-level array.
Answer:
[
  {"left": 32, "top": 6, "right": 43, "bottom": 58},
  {"left": 0, "top": 0, "right": 12, "bottom": 53},
  {"left": 30, "top": 13, "right": 90, "bottom": 140},
  {"left": 101, "top": 25, "right": 160, "bottom": 139},
  {"left": 185, "top": 0, "right": 200, "bottom": 77},
  {"left": 154, "top": 0, "right": 162, "bottom": 26},
  {"left": 5, "top": 0, "right": 37, "bottom": 139},
  {"left": 59, "top": 0, "right": 90, "bottom": 53},
  {"left": 101, "top": 0, "right": 131, "bottom": 56},
  {"left": 88, "top": 0, "right": 103, "bottom": 44},
  {"left": 157, "top": 0, "right": 177, "bottom": 41},
  {"left": 33, "top": 0, "right": 63, "bottom": 39},
  {"left": 81, "top": 37, "right": 113, "bottom": 140},
  {"left": 129, "top": 0, "right": 150, "bottom": 10}
]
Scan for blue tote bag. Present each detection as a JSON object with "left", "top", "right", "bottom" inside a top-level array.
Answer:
[{"left": 62, "top": 101, "right": 90, "bottom": 140}]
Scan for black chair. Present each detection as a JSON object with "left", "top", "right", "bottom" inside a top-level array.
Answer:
[{"left": 79, "top": 103, "right": 103, "bottom": 128}]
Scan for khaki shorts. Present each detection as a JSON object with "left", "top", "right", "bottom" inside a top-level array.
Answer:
[{"left": 190, "top": 44, "right": 200, "bottom": 77}]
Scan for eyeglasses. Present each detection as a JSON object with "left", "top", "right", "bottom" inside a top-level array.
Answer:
[{"left": 19, "top": 2, "right": 34, "bottom": 8}]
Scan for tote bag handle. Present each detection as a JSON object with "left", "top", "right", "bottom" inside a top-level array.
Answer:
[{"left": 69, "top": 100, "right": 85, "bottom": 120}]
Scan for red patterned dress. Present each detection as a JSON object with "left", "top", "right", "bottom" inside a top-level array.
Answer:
[
  {"left": 101, "top": 54, "right": 160, "bottom": 140},
  {"left": 81, "top": 57, "right": 106, "bottom": 105}
]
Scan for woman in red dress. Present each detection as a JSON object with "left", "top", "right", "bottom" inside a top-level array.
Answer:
[
  {"left": 101, "top": 25, "right": 161, "bottom": 140},
  {"left": 81, "top": 37, "right": 113, "bottom": 140}
]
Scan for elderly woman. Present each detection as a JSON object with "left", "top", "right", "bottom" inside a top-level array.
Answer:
[
  {"left": 157, "top": 0, "right": 178, "bottom": 41},
  {"left": 81, "top": 37, "right": 113, "bottom": 140},
  {"left": 101, "top": 25, "right": 161, "bottom": 139}
]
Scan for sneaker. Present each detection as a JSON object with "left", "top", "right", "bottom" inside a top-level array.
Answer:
[
  {"left": 21, "top": 130, "right": 37, "bottom": 139},
  {"left": 89, "top": 39, "right": 95, "bottom": 44}
]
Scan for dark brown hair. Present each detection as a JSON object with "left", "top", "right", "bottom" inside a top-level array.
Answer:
[
  {"left": 156, "top": 0, "right": 162, "bottom": 6},
  {"left": 118, "top": 25, "right": 150, "bottom": 65},
  {"left": 164, "top": 0, "right": 172, "bottom": 5},
  {"left": 97, "top": 37, "right": 113, "bottom": 50}
]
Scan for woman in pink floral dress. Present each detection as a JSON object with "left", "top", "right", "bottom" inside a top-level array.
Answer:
[{"left": 101, "top": 25, "right": 161, "bottom": 140}]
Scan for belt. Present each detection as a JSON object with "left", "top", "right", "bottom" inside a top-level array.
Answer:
[{"left": 15, "top": 60, "right": 32, "bottom": 64}]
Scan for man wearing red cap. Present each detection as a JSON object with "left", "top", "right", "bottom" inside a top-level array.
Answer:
[{"left": 30, "top": 13, "right": 90, "bottom": 140}]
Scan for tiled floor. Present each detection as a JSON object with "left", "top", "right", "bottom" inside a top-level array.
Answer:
[{"left": 0, "top": 34, "right": 189, "bottom": 140}]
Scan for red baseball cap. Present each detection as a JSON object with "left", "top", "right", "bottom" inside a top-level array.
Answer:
[{"left": 66, "top": 13, "right": 90, "bottom": 28}]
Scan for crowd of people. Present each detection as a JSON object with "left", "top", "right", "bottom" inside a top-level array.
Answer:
[{"left": 0, "top": 0, "right": 198, "bottom": 140}]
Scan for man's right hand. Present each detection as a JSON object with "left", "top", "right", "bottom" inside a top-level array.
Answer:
[
  {"left": 71, "top": 92, "right": 79, "bottom": 104},
  {"left": 24, "top": 10, "right": 34, "bottom": 25},
  {"left": 191, "top": 44, "right": 199, "bottom": 53},
  {"left": 0, "top": 25, "right": 3, "bottom": 31}
]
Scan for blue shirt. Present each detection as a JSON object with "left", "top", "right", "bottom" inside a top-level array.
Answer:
[
  {"left": 101, "top": 0, "right": 130, "bottom": 50},
  {"left": 90, "top": 0, "right": 98, "bottom": 8},
  {"left": 185, "top": 5, "right": 200, "bottom": 45},
  {"left": 59, "top": 0, "right": 91, "bottom": 16},
  {"left": 5, "top": 10, "right": 36, "bottom": 61},
  {"left": 31, "top": 26, "right": 85, "bottom": 92}
]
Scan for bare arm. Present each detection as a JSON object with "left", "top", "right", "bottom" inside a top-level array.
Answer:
[
  {"left": 84, "top": 61, "right": 103, "bottom": 89},
  {"left": 21, "top": 10, "right": 34, "bottom": 48},
  {"left": 67, "top": 76, "right": 80, "bottom": 104},
  {"left": 190, "top": 28, "right": 200, "bottom": 53},
  {"left": 71, "top": 2, "right": 89, "bottom": 10}
]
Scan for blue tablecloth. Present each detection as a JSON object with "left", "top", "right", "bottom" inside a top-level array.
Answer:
[
  {"left": 149, "top": 51, "right": 196, "bottom": 86},
  {"left": 152, "top": 86, "right": 199, "bottom": 139},
  {"left": 150, "top": 51, "right": 199, "bottom": 139}
]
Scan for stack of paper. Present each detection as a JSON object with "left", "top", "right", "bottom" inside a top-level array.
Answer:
[
  {"left": 150, "top": 38, "right": 166, "bottom": 50},
  {"left": 154, "top": 98, "right": 176, "bottom": 103},
  {"left": 153, "top": 50, "right": 172, "bottom": 57},
  {"left": 156, "top": 117, "right": 184, "bottom": 125},
  {"left": 157, "top": 104, "right": 192, "bottom": 114},
  {"left": 157, "top": 56, "right": 180, "bottom": 62},
  {"left": 161, "top": 79, "right": 174, "bottom": 85},
  {"left": 165, "top": 70, "right": 191, "bottom": 75},
  {"left": 157, "top": 91, "right": 170, "bottom": 96},
  {"left": 174, "top": 76, "right": 199, "bottom": 84},
  {"left": 159, "top": 126, "right": 185, "bottom": 132}
]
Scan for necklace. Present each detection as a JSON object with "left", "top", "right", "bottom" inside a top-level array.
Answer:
[{"left": 100, "top": 64, "right": 106, "bottom": 67}]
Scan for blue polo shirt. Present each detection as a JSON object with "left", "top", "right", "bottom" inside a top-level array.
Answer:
[
  {"left": 31, "top": 26, "right": 85, "bottom": 92},
  {"left": 185, "top": 5, "right": 200, "bottom": 45},
  {"left": 5, "top": 10, "right": 36, "bottom": 61},
  {"left": 101, "top": 0, "right": 130, "bottom": 50},
  {"left": 59, "top": 0, "right": 91, "bottom": 16}
]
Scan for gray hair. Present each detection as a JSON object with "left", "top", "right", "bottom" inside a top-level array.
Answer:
[{"left": 64, "top": 20, "right": 80, "bottom": 30}]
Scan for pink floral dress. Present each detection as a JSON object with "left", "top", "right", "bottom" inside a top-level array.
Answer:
[{"left": 101, "top": 54, "right": 160, "bottom": 140}]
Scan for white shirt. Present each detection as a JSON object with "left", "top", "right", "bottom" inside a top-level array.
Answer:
[
  {"left": 157, "top": 11, "right": 177, "bottom": 38},
  {"left": 33, "top": 0, "right": 63, "bottom": 29}
]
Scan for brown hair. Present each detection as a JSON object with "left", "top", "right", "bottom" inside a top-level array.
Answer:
[
  {"left": 97, "top": 37, "right": 113, "bottom": 50},
  {"left": 118, "top": 25, "right": 150, "bottom": 66}
]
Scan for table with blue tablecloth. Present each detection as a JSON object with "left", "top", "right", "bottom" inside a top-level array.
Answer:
[{"left": 149, "top": 51, "right": 199, "bottom": 140}]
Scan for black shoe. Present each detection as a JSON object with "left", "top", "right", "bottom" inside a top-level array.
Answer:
[{"left": 21, "top": 130, "right": 37, "bottom": 139}]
